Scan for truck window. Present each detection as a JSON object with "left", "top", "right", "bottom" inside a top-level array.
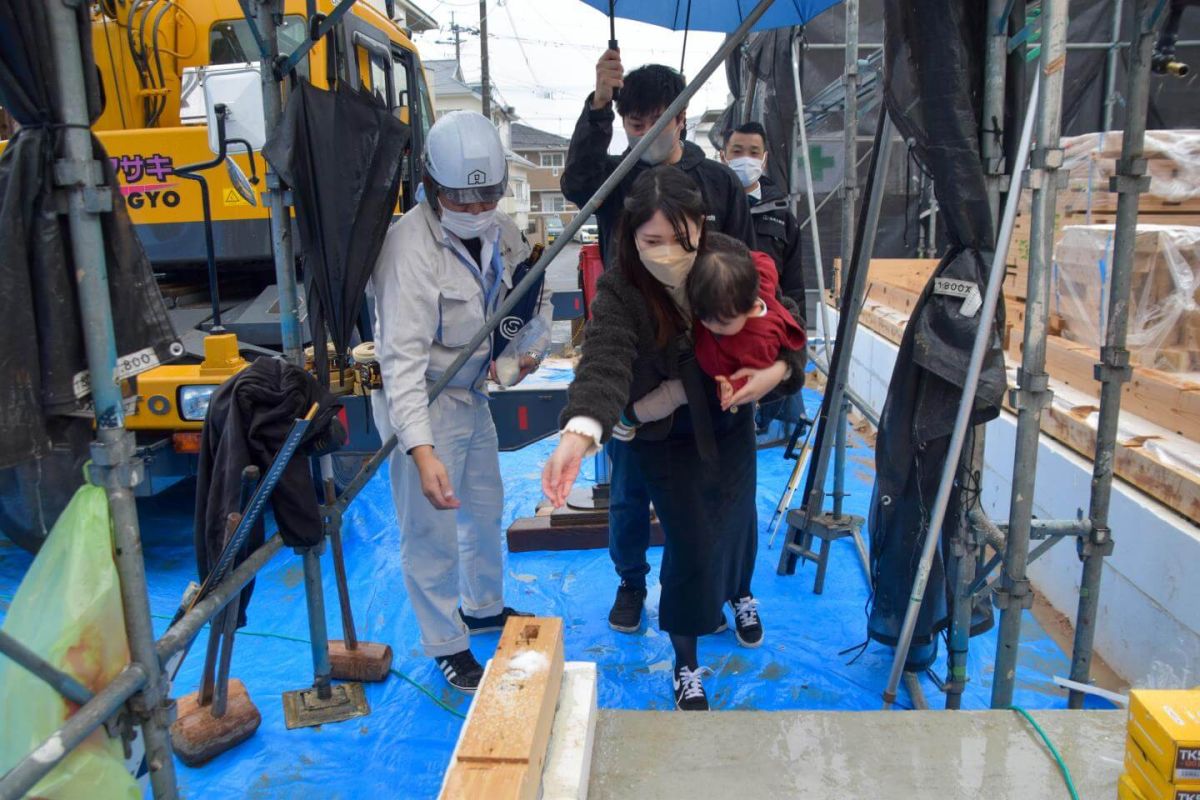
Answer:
[
  {"left": 209, "top": 16, "right": 310, "bottom": 80},
  {"left": 353, "top": 35, "right": 394, "bottom": 109}
]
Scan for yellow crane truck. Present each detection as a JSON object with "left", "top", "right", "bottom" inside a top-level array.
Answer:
[{"left": 0, "top": 0, "right": 437, "bottom": 550}]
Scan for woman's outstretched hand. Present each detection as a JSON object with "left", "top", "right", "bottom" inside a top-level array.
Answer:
[
  {"left": 723, "top": 360, "right": 789, "bottom": 411},
  {"left": 542, "top": 431, "right": 594, "bottom": 507}
]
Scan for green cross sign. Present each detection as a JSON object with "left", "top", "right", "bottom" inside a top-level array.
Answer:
[{"left": 801, "top": 144, "right": 837, "bottom": 182}]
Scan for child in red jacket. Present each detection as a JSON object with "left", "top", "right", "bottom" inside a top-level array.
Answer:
[
  {"left": 689, "top": 234, "right": 807, "bottom": 410},
  {"left": 612, "top": 233, "right": 806, "bottom": 439}
]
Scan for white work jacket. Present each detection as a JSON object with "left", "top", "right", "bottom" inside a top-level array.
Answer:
[{"left": 372, "top": 201, "right": 548, "bottom": 454}]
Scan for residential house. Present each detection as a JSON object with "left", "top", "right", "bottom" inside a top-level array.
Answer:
[
  {"left": 424, "top": 59, "right": 533, "bottom": 230},
  {"left": 510, "top": 122, "right": 580, "bottom": 245}
]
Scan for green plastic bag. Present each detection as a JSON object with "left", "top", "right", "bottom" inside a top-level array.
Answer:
[{"left": 0, "top": 483, "right": 140, "bottom": 799}]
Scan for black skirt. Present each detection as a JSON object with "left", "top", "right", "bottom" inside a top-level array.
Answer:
[{"left": 630, "top": 403, "right": 758, "bottom": 636}]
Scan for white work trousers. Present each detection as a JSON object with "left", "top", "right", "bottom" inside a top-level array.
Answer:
[{"left": 386, "top": 392, "right": 505, "bottom": 657}]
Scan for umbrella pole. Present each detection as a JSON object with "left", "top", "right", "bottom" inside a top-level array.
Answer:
[{"left": 333, "top": 0, "right": 784, "bottom": 512}]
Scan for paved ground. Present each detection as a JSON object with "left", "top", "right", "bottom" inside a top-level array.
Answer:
[{"left": 590, "top": 709, "right": 1125, "bottom": 799}]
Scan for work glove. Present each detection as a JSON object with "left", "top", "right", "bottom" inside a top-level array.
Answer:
[{"left": 631, "top": 379, "right": 687, "bottom": 424}]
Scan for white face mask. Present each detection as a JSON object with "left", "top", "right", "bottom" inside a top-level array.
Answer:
[
  {"left": 727, "top": 156, "right": 764, "bottom": 188},
  {"left": 628, "top": 121, "right": 681, "bottom": 165},
  {"left": 637, "top": 242, "right": 697, "bottom": 289},
  {"left": 440, "top": 207, "right": 498, "bottom": 241}
]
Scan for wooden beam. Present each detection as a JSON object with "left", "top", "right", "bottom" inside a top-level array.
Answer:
[
  {"left": 441, "top": 616, "right": 565, "bottom": 800},
  {"left": 1043, "top": 335, "right": 1200, "bottom": 441},
  {"left": 855, "top": 301, "right": 1200, "bottom": 526}
]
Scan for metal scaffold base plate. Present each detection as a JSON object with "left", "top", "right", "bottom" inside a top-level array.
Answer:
[
  {"left": 282, "top": 681, "right": 369, "bottom": 730},
  {"left": 170, "top": 679, "right": 262, "bottom": 767}
]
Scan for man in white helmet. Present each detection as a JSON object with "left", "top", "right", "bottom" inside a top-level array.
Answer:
[{"left": 371, "top": 111, "right": 549, "bottom": 691}]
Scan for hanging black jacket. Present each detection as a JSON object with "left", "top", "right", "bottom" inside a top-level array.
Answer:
[
  {"left": 750, "top": 176, "right": 806, "bottom": 311},
  {"left": 561, "top": 96, "right": 755, "bottom": 268},
  {"left": 193, "top": 358, "right": 344, "bottom": 623}
]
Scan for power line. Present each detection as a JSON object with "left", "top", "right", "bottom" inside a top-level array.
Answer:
[{"left": 498, "top": 0, "right": 540, "bottom": 88}]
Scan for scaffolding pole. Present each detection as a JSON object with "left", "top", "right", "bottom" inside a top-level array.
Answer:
[
  {"left": 989, "top": 0, "right": 1069, "bottom": 710},
  {"left": 945, "top": 0, "right": 1006, "bottom": 701},
  {"left": 792, "top": 35, "right": 834, "bottom": 366},
  {"left": 1069, "top": 0, "right": 1158, "bottom": 709},
  {"left": 1102, "top": 0, "right": 1127, "bottom": 133},
  {"left": 258, "top": 0, "right": 305, "bottom": 367},
  {"left": 839, "top": 0, "right": 860, "bottom": 303},
  {"left": 8, "top": 0, "right": 180, "bottom": 796},
  {"left": 882, "top": 71, "right": 1040, "bottom": 710},
  {"left": 777, "top": 110, "right": 896, "bottom": 577}
]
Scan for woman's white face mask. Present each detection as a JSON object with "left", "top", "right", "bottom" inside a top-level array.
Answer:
[
  {"left": 636, "top": 242, "right": 696, "bottom": 288},
  {"left": 440, "top": 207, "right": 498, "bottom": 240}
]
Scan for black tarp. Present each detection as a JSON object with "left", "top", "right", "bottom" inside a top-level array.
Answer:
[
  {"left": 866, "top": 0, "right": 1007, "bottom": 665},
  {"left": 0, "top": 0, "right": 179, "bottom": 469},
  {"left": 262, "top": 80, "right": 409, "bottom": 385}
]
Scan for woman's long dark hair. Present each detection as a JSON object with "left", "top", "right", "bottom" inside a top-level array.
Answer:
[{"left": 616, "top": 166, "right": 707, "bottom": 347}]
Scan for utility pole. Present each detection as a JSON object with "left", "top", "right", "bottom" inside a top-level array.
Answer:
[
  {"left": 439, "top": 14, "right": 479, "bottom": 75},
  {"left": 480, "top": 0, "right": 491, "bottom": 120}
]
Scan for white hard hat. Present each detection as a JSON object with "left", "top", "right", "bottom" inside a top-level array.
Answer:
[{"left": 424, "top": 110, "right": 508, "bottom": 204}]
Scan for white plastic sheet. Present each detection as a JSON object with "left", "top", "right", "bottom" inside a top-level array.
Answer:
[{"left": 1053, "top": 224, "right": 1200, "bottom": 371}]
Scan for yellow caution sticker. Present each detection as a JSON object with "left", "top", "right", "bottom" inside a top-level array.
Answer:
[{"left": 223, "top": 188, "right": 250, "bottom": 206}]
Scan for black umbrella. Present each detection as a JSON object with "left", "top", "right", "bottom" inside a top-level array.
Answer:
[{"left": 262, "top": 80, "right": 411, "bottom": 385}]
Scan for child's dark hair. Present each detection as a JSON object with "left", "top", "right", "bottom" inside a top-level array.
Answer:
[
  {"left": 687, "top": 233, "right": 759, "bottom": 322},
  {"left": 616, "top": 65, "right": 686, "bottom": 119}
]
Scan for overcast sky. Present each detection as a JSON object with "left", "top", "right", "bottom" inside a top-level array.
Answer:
[{"left": 412, "top": 0, "right": 734, "bottom": 150}]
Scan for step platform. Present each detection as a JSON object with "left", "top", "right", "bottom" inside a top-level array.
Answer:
[{"left": 588, "top": 708, "right": 1125, "bottom": 798}]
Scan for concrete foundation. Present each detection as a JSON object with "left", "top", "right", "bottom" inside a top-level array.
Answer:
[{"left": 589, "top": 709, "right": 1125, "bottom": 798}]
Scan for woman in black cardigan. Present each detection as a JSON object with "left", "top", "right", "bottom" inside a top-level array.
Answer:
[{"left": 542, "top": 167, "right": 807, "bottom": 710}]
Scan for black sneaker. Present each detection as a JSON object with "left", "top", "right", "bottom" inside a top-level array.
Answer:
[
  {"left": 608, "top": 582, "right": 647, "bottom": 633},
  {"left": 459, "top": 606, "right": 533, "bottom": 634},
  {"left": 435, "top": 649, "right": 485, "bottom": 693},
  {"left": 729, "top": 596, "right": 764, "bottom": 648},
  {"left": 673, "top": 665, "right": 712, "bottom": 711}
]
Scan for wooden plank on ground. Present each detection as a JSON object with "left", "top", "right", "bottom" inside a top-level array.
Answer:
[
  {"left": 441, "top": 616, "right": 565, "bottom": 800},
  {"left": 442, "top": 764, "right": 530, "bottom": 798}
]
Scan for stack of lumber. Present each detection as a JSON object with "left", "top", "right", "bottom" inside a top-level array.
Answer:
[
  {"left": 1052, "top": 224, "right": 1200, "bottom": 372},
  {"left": 850, "top": 258, "right": 1200, "bottom": 525},
  {"left": 1005, "top": 129, "right": 1200, "bottom": 309}
]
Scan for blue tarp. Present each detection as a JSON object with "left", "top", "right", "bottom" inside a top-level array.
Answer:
[{"left": 0, "top": 366, "right": 1110, "bottom": 798}]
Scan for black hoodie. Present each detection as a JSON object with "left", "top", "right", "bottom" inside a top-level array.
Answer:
[
  {"left": 750, "top": 175, "right": 806, "bottom": 310},
  {"left": 561, "top": 96, "right": 755, "bottom": 268}
]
